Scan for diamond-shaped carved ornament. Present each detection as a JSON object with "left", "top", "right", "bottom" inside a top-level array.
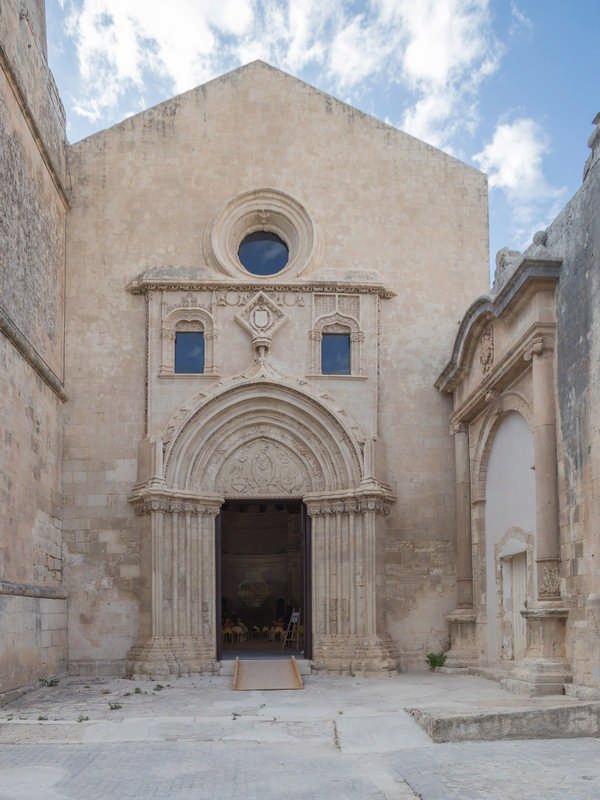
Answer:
[{"left": 235, "top": 291, "right": 289, "bottom": 347}]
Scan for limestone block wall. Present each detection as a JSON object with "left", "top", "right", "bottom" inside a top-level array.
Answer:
[
  {"left": 64, "top": 62, "right": 489, "bottom": 671},
  {"left": 549, "top": 146, "right": 600, "bottom": 692},
  {"left": 0, "top": 0, "right": 67, "bottom": 695},
  {"left": 0, "top": 592, "right": 67, "bottom": 696}
]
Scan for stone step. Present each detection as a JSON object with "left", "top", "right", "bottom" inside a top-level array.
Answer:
[{"left": 407, "top": 701, "right": 600, "bottom": 742}]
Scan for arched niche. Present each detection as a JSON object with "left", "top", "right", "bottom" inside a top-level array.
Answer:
[{"left": 483, "top": 410, "right": 536, "bottom": 664}]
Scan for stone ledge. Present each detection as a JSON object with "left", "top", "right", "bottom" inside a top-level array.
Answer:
[
  {"left": 0, "top": 308, "right": 67, "bottom": 401},
  {"left": 0, "top": 580, "right": 67, "bottom": 600},
  {"left": 407, "top": 701, "right": 600, "bottom": 742}
]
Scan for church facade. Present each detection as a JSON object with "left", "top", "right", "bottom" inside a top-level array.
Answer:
[{"left": 1, "top": 0, "right": 599, "bottom": 699}]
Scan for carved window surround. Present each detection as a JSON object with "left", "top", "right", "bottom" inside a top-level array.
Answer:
[
  {"left": 308, "top": 312, "right": 365, "bottom": 378},
  {"left": 159, "top": 307, "right": 219, "bottom": 377}
]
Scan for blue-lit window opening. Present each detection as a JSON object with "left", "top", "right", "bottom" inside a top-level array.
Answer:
[
  {"left": 175, "top": 331, "right": 205, "bottom": 374},
  {"left": 321, "top": 333, "right": 351, "bottom": 375},
  {"left": 238, "top": 231, "right": 289, "bottom": 275}
]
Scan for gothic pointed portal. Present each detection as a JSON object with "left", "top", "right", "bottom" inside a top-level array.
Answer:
[{"left": 128, "top": 379, "right": 396, "bottom": 676}]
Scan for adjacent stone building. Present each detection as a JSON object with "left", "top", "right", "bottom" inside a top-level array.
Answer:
[{"left": 1, "top": 0, "right": 599, "bottom": 699}]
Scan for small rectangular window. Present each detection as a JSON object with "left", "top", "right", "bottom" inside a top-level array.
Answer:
[
  {"left": 175, "top": 331, "right": 204, "bottom": 374},
  {"left": 321, "top": 332, "right": 351, "bottom": 375}
]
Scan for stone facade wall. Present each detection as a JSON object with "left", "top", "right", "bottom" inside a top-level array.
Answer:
[
  {"left": 0, "top": 0, "right": 67, "bottom": 696},
  {"left": 549, "top": 150, "right": 600, "bottom": 692},
  {"left": 64, "top": 62, "right": 489, "bottom": 672}
]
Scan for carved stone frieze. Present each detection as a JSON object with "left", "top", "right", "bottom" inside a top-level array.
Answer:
[{"left": 215, "top": 438, "right": 310, "bottom": 496}]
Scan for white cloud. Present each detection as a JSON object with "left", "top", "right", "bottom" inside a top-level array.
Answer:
[
  {"left": 474, "top": 117, "right": 568, "bottom": 244},
  {"left": 60, "top": 0, "right": 502, "bottom": 150}
]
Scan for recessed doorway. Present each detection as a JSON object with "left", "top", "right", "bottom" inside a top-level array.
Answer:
[{"left": 216, "top": 499, "right": 311, "bottom": 660}]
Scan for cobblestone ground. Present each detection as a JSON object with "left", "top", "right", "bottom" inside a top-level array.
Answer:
[{"left": 0, "top": 673, "right": 598, "bottom": 799}]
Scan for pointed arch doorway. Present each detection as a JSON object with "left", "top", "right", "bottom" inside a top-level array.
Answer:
[{"left": 215, "top": 499, "right": 312, "bottom": 661}]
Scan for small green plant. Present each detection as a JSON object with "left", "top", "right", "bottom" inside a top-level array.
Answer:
[
  {"left": 134, "top": 687, "right": 142, "bottom": 694},
  {"left": 425, "top": 651, "right": 447, "bottom": 671},
  {"left": 123, "top": 692, "right": 132, "bottom": 697},
  {"left": 77, "top": 715, "right": 89, "bottom": 723},
  {"left": 153, "top": 684, "right": 164, "bottom": 691},
  {"left": 39, "top": 678, "right": 59, "bottom": 687},
  {"left": 101, "top": 689, "right": 111, "bottom": 695},
  {"left": 108, "top": 702, "right": 122, "bottom": 711},
  {"left": 232, "top": 712, "right": 240, "bottom": 720},
  {"left": 38, "top": 715, "right": 48, "bottom": 721}
]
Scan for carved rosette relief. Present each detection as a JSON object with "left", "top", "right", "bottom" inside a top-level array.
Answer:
[
  {"left": 215, "top": 439, "right": 310, "bottom": 496},
  {"left": 479, "top": 324, "right": 494, "bottom": 375}
]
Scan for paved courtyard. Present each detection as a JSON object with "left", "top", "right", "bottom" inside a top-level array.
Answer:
[{"left": 0, "top": 672, "right": 599, "bottom": 799}]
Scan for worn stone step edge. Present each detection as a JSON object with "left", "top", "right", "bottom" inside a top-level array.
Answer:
[{"left": 407, "top": 702, "right": 600, "bottom": 742}]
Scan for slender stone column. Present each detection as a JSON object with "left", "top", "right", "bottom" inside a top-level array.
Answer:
[
  {"left": 511, "top": 336, "right": 570, "bottom": 695},
  {"left": 454, "top": 423, "right": 473, "bottom": 608},
  {"left": 445, "top": 422, "right": 478, "bottom": 668},
  {"left": 528, "top": 338, "right": 561, "bottom": 600}
]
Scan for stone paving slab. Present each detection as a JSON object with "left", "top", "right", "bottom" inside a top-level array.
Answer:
[
  {"left": 392, "top": 739, "right": 600, "bottom": 800},
  {"left": 1, "top": 673, "right": 600, "bottom": 799}
]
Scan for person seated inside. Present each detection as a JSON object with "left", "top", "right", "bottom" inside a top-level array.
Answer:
[
  {"left": 269, "top": 618, "right": 285, "bottom": 641},
  {"left": 222, "top": 616, "right": 233, "bottom": 642},
  {"left": 231, "top": 616, "right": 248, "bottom": 642}
]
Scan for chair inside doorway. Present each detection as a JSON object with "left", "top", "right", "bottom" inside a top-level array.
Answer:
[{"left": 220, "top": 499, "right": 305, "bottom": 656}]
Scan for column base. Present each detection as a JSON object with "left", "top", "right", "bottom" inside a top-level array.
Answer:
[
  {"left": 501, "top": 604, "right": 571, "bottom": 696},
  {"left": 128, "top": 636, "right": 218, "bottom": 678},
  {"left": 443, "top": 609, "right": 479, "bottom": 669},
  {"left": 312, "top": 634, "right": 399, "bottom": 674}
]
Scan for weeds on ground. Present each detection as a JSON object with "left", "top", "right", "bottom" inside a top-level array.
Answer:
[
  {"left": 425, "top": 651, "right": 447, "bottom": 670},
  {"left": 39, "top": 678, "right": 59, "bottom": 687},
  {"left": 108, "top": 702, "right": 122, "bottom": 711}
]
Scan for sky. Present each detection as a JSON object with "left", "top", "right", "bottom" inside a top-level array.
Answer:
[{"left": 45, "top": 0, "right": 599, "bottom": 283}]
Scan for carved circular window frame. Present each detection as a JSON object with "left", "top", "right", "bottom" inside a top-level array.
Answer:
[{"left": 206, "top": 188, "right": 317, "bottom": 279}]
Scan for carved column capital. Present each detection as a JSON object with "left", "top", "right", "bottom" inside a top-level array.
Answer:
[{"left": 524, "top": 336, "right": 549, "bottom": 362}]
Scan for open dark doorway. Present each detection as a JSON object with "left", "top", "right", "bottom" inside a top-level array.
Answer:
[{"left": 216, "top": 499, "right": 311, "bottom": 660}]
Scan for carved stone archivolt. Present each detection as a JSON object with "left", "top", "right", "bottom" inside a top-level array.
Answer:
[
  {"left": 215, "top": 438, "right": 309, "bottom": 497},
  {"left": 166, "top": 379, "right": 362, "bottom": 493}
]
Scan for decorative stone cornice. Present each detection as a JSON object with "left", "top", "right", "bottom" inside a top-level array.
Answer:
[{"left": 127, "top": 275, "right": 395, "bottom": 299}]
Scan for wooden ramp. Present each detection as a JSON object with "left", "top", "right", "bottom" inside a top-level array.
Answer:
[{"left": 233, "top": 656, "right": 303, "bottom": 691}]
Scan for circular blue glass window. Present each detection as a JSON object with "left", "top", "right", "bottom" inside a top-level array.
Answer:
[{"left": 238, "top": 231, "right": 289, "bottom": 275}]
